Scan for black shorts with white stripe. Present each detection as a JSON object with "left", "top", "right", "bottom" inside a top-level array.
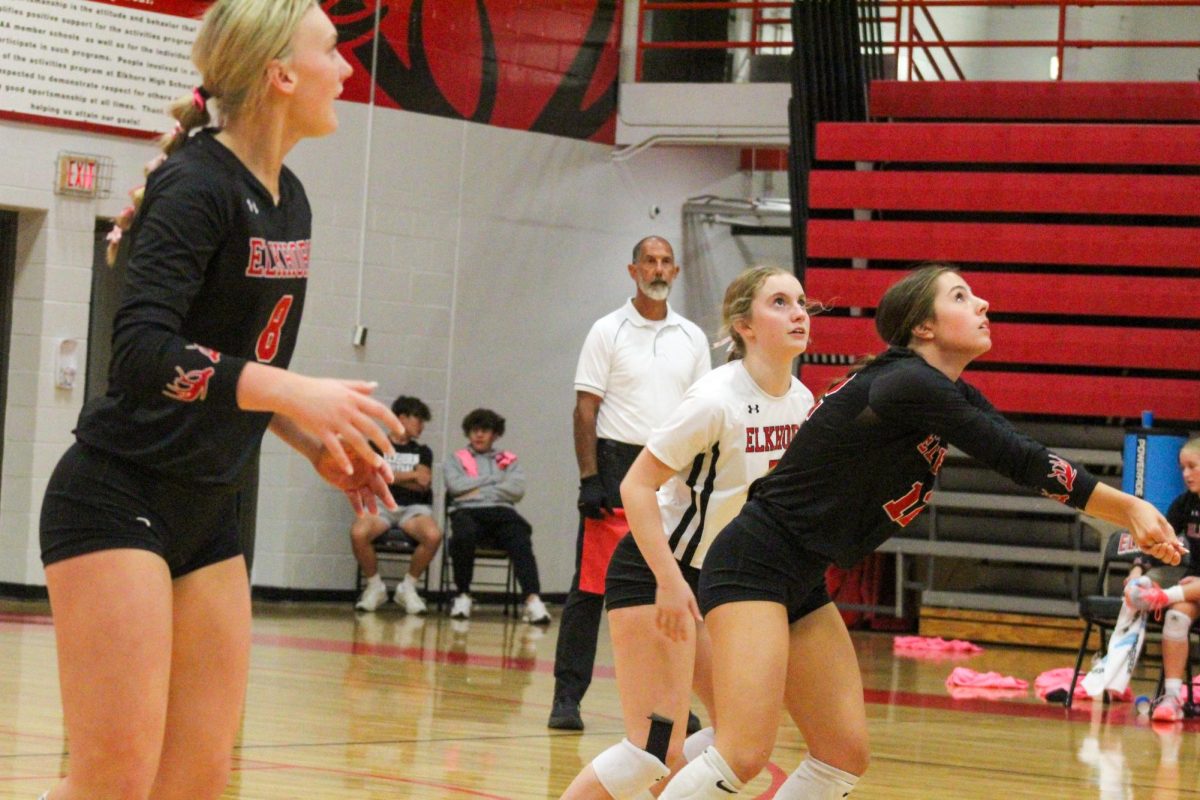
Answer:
[
  {"left": 604, "top": 532, "right": 701, "bottom": 612},
  {"left": 40, "top": 442, "right": 241, "bottom": 579}
]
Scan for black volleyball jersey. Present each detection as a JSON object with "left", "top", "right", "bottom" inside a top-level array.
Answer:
[
  {"left": 75, "top": 130, "right": 310, "bottom": 486},
  {"left": 747, "top": 347, "right": 1099, "bottom": 568},
  {"left": 1166, "top": 490, "right": 1200, "bottom": 575}
]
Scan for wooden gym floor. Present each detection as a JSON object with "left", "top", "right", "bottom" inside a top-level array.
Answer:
[{"left": 0, "top": 599, "right": 1196, "bottom": 799}]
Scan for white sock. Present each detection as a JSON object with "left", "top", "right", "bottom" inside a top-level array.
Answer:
[
  {"left": 683, "top": 727, "right": 715, "bottom": 762},
  {"left": 401, "top": 574, "right": 416, "bottom": 590},
  {"left": 366, "top": 573, "right": 385, "bottom": 590},
  {"left": 1164, "top": 678, "right": 1183, "bottom": 697},
  {"left": 658, "top": 746, "right": 743, "bottom": 799},
  {"left": 1165, "top": 585, "right": 1186, "bottom": 604},
  {"left": 774, "top": 757, "right": 858, "bottom": 800}
]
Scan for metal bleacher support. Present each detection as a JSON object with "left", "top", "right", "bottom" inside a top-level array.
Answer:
[{"left": 872, "top": 446, "right": 1123, "bottom": 619}]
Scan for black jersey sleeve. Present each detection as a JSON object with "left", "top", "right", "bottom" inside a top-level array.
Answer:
[
  {"left": 869, "top": 362, "right": 1099, "bottom": 509},
  {"left": 1166, "top": 491, "right": 1188, "bottom": 534},
  {"left": 109, "top": 159, "right": 250, "bottom": 408}
]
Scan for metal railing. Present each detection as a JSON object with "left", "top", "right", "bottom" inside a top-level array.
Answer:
[
  {"left": 633, "top": 0, "right": 1200, "bottom": 81},
  {"left": 890, "top": 0, "right": 1200, "bottom": 81}
]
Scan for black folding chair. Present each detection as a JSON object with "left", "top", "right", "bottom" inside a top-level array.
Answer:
[
  {"left": 1066, "top": 531, "right": 1196, "bottom": 711},
  {"left": 438, "top": 508, "right": 518, "bottom": 617}
]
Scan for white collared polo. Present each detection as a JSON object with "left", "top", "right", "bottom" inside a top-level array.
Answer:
[{"left": 574, "top": 299, "right": 711, "bottom": 445}]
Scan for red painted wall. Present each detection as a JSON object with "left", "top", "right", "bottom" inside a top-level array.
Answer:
[
  {"left": 327, "top": 1, "right": 620, "bottom": 143},
  {"left": 3, "top": 1, "right": 620, "bottom": 144}
]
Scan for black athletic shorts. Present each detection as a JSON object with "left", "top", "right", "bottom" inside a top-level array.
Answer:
[
  {"left": 605, "top": 532, "right": 701, "bottom": 612},
  {"left": 698, "top": 502, "right": 832, "bottom": 624},
  {"left": 40, "top": 442, "right": 242, "bottom": 578}
]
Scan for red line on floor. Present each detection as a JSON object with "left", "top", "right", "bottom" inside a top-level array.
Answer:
[
  {"left": 756, "top": 761, "right": 788, "bottom": 798},
  {"left": 251, "top": 632, "right": 1200, "bottom": 730}
]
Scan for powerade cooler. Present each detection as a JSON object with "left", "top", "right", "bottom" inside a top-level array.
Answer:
[{"left": 1122, "top": 411, "right": 1187, "bottom": 515}]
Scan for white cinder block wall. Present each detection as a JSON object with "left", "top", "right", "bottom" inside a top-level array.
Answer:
[
  {"left": 255, "top": 104, "right": 748, "bottom": 592},
  {"left": 0, "top": 104, "right": 749, "bottom": 593},
  {"left": 0, "top": 126, "right": 167, "bottom": 587}
]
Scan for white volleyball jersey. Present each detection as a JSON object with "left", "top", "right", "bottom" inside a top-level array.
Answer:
[{"left": 647, "top": 360, "right": 814, "bottom": 569}]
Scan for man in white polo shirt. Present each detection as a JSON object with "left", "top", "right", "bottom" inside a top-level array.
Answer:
[{"left": 548, "top": 236, "right": 711, "bottom": 730}]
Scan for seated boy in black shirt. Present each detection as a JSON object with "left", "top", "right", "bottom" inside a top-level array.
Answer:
[{"left": 352, "top": 396, "right": 442, "bottom": 613}]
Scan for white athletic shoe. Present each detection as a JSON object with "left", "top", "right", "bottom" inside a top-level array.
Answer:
[
  {"left": 396, "top": 581, "right": 428, "bottom": 615},
  {"left": 355, "top": 581, "right": 388, "bottom": 612},
  {"left": 450, "top": 593, "right": 473, "bottom": 619},
  {"left": 1152, "top": 693, "right": 1184, "bottom": 722},
  {"left": 522, "top": 596, "right": 552, "bottom": 625}
]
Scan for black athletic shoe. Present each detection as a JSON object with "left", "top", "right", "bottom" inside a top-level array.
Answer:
[
  {"left": 687, "top": 710, "right": 702, "bottom": 735},
  {"left": 548, "top": 697, "right": 584, "bottom": 731}
]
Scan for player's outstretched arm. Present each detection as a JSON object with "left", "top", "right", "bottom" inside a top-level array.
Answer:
[
  {"left": 1084, "top": 482, "right": 1186, "bottom": 565},
  {"left": 238, "top": 363, "right": 404, "bottom": 476}
]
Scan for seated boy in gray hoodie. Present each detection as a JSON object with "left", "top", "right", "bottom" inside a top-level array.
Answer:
[{"left": 443, "top": 408, "right": 551, "bottom": 625}]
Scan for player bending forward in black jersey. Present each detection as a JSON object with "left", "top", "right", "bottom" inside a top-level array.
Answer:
[
  {"left": 37, "top": 3, "right": 403, "bottom": 799},
  {"left": 656, "top": 264, "right": 1185, "bottom": 800},
  {"left": 560, "top": 267, "right": 814, "bottom": 800}
]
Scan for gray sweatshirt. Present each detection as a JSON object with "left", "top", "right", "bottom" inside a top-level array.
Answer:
[{"left": 443, "top": 447, "right": 527, "bottom": 510}]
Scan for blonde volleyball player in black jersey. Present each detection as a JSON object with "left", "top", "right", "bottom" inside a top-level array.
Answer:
[
  {"left": 37, "top": 3, "right": 403, "bottom": 799},
  {"left": 560, "top": 267, "right": 815, "bottom": 800},
  {"left": 657, "top": 265, "right": 1185, "bottom": 800}
]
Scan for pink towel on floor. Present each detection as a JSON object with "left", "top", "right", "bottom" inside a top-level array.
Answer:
[
  {"left": 945, "top": 667, "right": 1028, "bottom": 691},
  {"left": 894, "top": 635, "right": 983, "bottom": 654},
  {"left": 1035, "top": 667, "right": 1091, "bottom": 702}
]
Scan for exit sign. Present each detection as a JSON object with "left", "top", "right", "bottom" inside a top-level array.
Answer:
[{"left": 56, "top": 153, "right": 100, "bottom": 197}]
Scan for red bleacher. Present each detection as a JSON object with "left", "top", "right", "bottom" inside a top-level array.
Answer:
[
  {"left": 869, "top": 81, "right": 1200, "bottom": 122},
  {"left": 801, "top": 364, "right": 1199, "bottom": 421},
  {"left": 809, "top": 220, "right": 1200, "bottom": 268},
  {"left": 808, "top": 172, "right": 1200, "bottom": 216},
  {"left": 800, "top": 81, "right": 1200, "bottom": 424},
  {"left": 815, "top": 317, "right": 1200, "bottom": 372},
  {"left": 816, "top": 122, "right": 1200, "bottom": 165}
]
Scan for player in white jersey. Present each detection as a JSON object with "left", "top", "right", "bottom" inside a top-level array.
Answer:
[{"left": 559, "top": 267, "right": 814, "bottom": 800}]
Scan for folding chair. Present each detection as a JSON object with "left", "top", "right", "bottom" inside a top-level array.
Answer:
[
  {"left": 1066, "top": 530, "right": 1196, "bottom": 710},
  {"left": 353, "top": 527, "right": 431, "bottom": 604},
  {"left": 438, "top": 509, "right": 519, "bottom": 617}
]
